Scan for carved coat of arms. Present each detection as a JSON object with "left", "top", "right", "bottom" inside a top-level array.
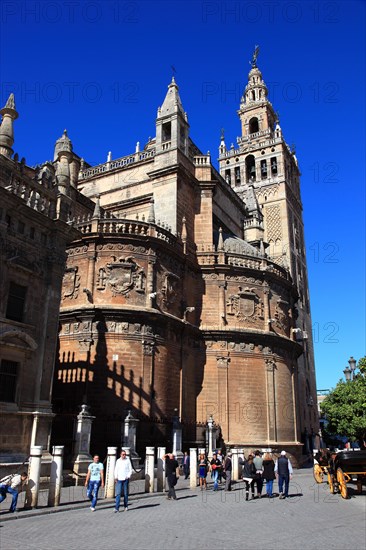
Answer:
[
  {"left": 226, "top": 286, "right": 263, "bottom": 323},
  {"left": 106, "top": 256, "right": 145, "bottom": 296},
  {"left": 62, "top": 267, "right": 80, "bottom": 299}
]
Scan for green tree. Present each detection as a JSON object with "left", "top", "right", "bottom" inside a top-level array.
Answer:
[{"left": 320, "top": 357, "right": 366, "bottom": 446}]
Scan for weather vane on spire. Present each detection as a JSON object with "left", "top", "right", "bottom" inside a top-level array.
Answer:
[{"left": 250, "top": 45, "right": 260, "bottom": 68}]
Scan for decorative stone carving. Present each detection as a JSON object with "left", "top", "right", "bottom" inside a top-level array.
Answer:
[
  {"left": 142, "top": 340, "right": 155, "bottom": 356},
  {"left": 265, "top": 204, "right": 282, "bottom": 242},
  {"left": 265, "top": 359, "right": 276, "bottom": 372},
  {"left": 226, "top": 286, "right": 263, "bottom": 323},
  {"left": 62, "top": 266, "right": 80, "bottom": 299},
  {"left": 161, "top": 271, "right": 180, "bottom": 306},
  {"left": 108, "top": 321, "right": 116, "bottom": 332},
  {"left": 274, "top": 298, "right": 290, "bottom": 331},
  {"left": 216, "top": 356, "right": 230, "bottom": 368},
  {"left": 78, "top": 338, "right": 93, "bottom": 351},
  {"left": 106, "top": 256, "right": 145, "bottom": 296},
  {"left": 97, "top": 268, "right": 107, "bottom": 289}
]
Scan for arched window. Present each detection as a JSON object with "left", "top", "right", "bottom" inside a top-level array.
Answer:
[
  {"left": 249, "top": 117, "right": 259, "bottom": 134},
  {"left": 245, "top": 155, "right": 256, "bottom": 182}
]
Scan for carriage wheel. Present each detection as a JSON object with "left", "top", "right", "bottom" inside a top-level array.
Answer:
[
  {"left": 337, "top": 468, "right": 348, "bottom": 499},
  {"left": 313, "top": 464, "right": 324, "bottom": 484},
  {"left": 327, "top": 472, "right": 334, "bottom": 493}
]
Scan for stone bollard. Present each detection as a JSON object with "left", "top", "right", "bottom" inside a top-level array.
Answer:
[
  {"left": 145, "top": 446, "right": 155, "bottom": 493},
  {"left": 190, "top": 448, "right": 198, "bottom": 489},
  {"left": 157, "top": 447, "right": 166, "bottom": 492},
  {"left": 25, "top": 446, "right": 43, "bottom": 509},
  {"left": 232, "top": 448, "right": 239, "bottom": 481},
  {"left": 105, "top": 447, "right": 117, "bottom": 498},
  {"left": 48, "top": 446, "right": 64, "bottom": 507}
]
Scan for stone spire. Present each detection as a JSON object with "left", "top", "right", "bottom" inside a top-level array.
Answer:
[
  {"left": 92, "top": 195, "right": 101, "bottom": 219},
  {"left": 0, "top": 93, "right": 19, "bottom": 158},
  {"left": 219, "top": 128, "right": 226, "bottom": 155},
  {"left": 147, "top": 199, "right": 155, "bottom": 223},
  {"left": 54, "top": 129, "right": 73, "bottom": 161},
  {"left": 158, "top": 76, "right": 186, "bottom": 120},
  {"left": 155, "top": 77, "right": 190, "bottom": 157},
  {"left": 54, "top": 129, "right": 73, "bottom": 194}
]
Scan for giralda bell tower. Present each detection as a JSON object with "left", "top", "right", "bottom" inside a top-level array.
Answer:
[{"left": 218, "top": 47, "right": 318, "bottom": 448}]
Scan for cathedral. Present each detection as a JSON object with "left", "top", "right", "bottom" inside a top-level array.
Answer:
[{"left": 0, "top": 51, "right": 318, "bottom": 466}]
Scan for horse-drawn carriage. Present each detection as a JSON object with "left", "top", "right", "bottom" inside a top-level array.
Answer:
[{"left": 314, "top": 450, "right": 366, "bottom": 499}]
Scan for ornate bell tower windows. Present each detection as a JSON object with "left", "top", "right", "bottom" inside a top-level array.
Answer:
[
  {"left": 235, "top": 166, "right": 241, "bottom": 185},
  {"left": 261, "top": 160, "right": 267, "bottom": 179},
  {"left": 271, "top": 157, "right": 278, "bottom": 176},
  {"left": 249, "top": 117, "right": 259, "bottom": 134},
  {"left": 246, "top": 155, "right": 256, "bottom": 183},
  {"left": 225, "top": 169, "right": 231, "bottom": 185}
]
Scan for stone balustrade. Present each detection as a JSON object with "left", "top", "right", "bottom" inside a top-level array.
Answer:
[
  {"left": 73, "top": 216, "right": 181, "bottom": 249},
  {"left": 196, "top": 244, "right": 290, "bottom": 281},
  {"left": 193, "top": 155, "right": 210, "bottom": 166},
  {"left": 219, "top": 134, "right": 282, "bottom": 159},
  {"left": 80, "top": 149, "right": 156, "bottom": 179},
  {"left": 3, "top": 175, "right": 57, "bottom": 218}
]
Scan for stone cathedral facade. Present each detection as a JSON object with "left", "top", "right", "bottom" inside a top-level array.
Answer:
[{"left": 0, "top": 54, "right": 318, "bottom": 465}]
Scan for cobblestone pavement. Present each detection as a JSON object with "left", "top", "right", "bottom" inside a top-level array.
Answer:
[{"left": 0, "top": 470, "right": 365, "bottom": 550}]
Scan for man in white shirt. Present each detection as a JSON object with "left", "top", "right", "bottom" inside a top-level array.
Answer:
[
  {"left": 0, "top": 472, "right": 28, "bottom": 513},
  {"left": 114, "top": 450, "right": 132, "bottom": 512}
]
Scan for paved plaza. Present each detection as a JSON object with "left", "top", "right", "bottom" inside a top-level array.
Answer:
[{"left": 0, "top": 468, "right": 365, "bottom": 550}]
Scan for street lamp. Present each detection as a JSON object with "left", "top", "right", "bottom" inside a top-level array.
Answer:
[
  {"left": 343, "top": 356, "right": 357, "bottom": 381},
  {"left": 348, "top": 356, "right": 357, "bottom": 378},
  {"left": 343, "top": 366, "right": 351, "bottom": 381}
]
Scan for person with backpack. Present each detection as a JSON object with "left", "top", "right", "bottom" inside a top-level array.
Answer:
[
  {"left": 0, "top": 472, "right": 28, "bottom": 513},
  {"left": 275, "top": 450, "right": 293, "bottom": 499}
]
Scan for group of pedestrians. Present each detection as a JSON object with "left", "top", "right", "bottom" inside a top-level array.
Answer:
[
  {"left": 240, "top": 450, "right": 293, "bottom": 500},
  {"left": 196, "top": 449, "right": 293, "bottom": 500},
  {"left": 0, "top": 448, "right": 293, "bottom": 515},
  {"left": 197, "top": 450, "right": 233, "bottom": 492}
]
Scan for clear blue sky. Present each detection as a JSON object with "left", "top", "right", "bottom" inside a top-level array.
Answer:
[{"left": 1, "top": 0, "right": 365, "bottom": 390}]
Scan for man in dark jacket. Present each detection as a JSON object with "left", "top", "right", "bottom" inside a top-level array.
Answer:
[
  {"left": 224, "top": 452, "right": 232, "bottom": 491},
  {"left": 163, "top": 453, "right": 179, "bottom": 500},
  {"left": 275, "top": 450, "right": 293, "bottom": 499}
]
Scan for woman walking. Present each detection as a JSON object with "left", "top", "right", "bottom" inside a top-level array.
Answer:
[
  {"left": 253, "top": 450, "right": 264, "bottom": 498},
  {"left": 262, "top": 452, "right": 276, "bottom": 497},
  {"left": 241, "top": 454, "right": 256, "bottom": 500},
  {"left": 198, "top": 453, "right": 209, "bottom": 490}
]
